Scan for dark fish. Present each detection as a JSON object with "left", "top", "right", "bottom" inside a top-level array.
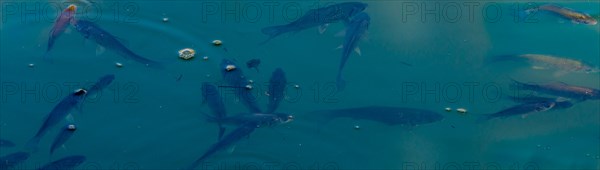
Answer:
[
  {"left": 314, "top": 106, "right": 444, "bottom": 126},
  {"left": 86, "top": 74, "right": 115, "bottom": 98},
  {"left": 49, "top": 124, "right": 77, "bottom": 155},
  {"left": 26, "top": 89, "right": 87, "bottom": 151},
  {"left": 528, "top": 4, "right": 597, "bottom": 25},
  {"left": 266, "top": 68, "right": 287, "bottom": 114},
  {"left": 206, "top": 113, "right": 293, "bottom": 128},
  {"left": 507, "top": 95, "right": 574, "bottom": 109},
  {"left": 187, "top": 122, "right": 258, "bottom": 170},
  {"left": 261, "top": 2, "right": 368, "bottom": 44},
  {"left": 512, "top": 79, "right": 600, "bottom": 100},
  {"left": 44, "top": 4, "right": 77, "bottom": 60},
  {"left": 480, "top": 101, "right": 556, "bottom": 120},
  {"left": 72, "top": 19, "right": 164, "bottom": 69},
  {"left": 0, "top": 152, "right": 30, "bottom": 170},
  {"left": 336, "top": 12, "right": 370, "bottom": 90},
  {"left": 246, "top": 59, "right": 261, "bottom": 72},
  {"left": 220, "top": 59, "right": 262, "bottom": 113},
  {"left": 38, "top": 155, "right": 86, "bottom": 170},
  {"left": 202, "top": 83, "right": 228, "bottom": 140},
  {"left": 0, "top": 139, "right": 15, "bottom": 147}
]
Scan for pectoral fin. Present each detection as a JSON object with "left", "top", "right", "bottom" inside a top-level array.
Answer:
[
  {"left": 96, "top": 45, "right": 106, "bottom": 56},
  {"left": 318, "top": 24, "right": 329, "bottom": 34},
  {"left": 354, "top": 47, "right": 362, "bottom": 56}
]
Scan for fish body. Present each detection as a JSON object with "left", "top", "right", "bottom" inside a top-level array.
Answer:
[
  {"left": 512, "top": 80, "right": 600, "bottom": 100},
  {"left": 187, "top": 122, "right": 257, "bottom": 170},
  {"left": 26, "top": 89, "right": 87, "bottom": 151},
  {"left": 0, "top": 139, "right": 15, "bottom": 147},
  {"left": 261, "top": 2, "right": 367, "bottom": 43},
  {"left": 72, "top": 19, "right": 164, "bottom": 68},
  {"left": 45, "top": 4, "right": 77, "bottom": 59},
  {"left": 220, "top": 59, "right": 262, "bottom": 113},
  {"left": 49, "top": 124, "right": 77, "bottom": 155},
  {"left": 86, "top": 74, "right": 115, "bottom": 98},
  {"left": 38, "top": 155, "right": 86, "bottom": 170},
  {"left": 507, "top": 95, "right": 574, "bottom": 109},
  {"left": 207, "top": 113, "right": 293, "bottom": 128},
  {"left": 337, "top": 12, "right": 370, "bottom": 90},
  {"left": 491, "top": 54, "right": 599, "bottom": 74},
  {"left": 266, "top": 68, "right": 287, "bottom": 113},
  {"left": 202, "top": 83, "right": 228, "bottom": 139},
  {"left": 0, "top": 152, "right": 30, "bottom": 170},
  {"left": 317, "top": 106, "right": 444, "bottom": 126},
  {"left": 482, "top": 101, "right": 555, "bottom": 120},
  {"left": 536, "top": 4, "right": 598, "bottom": 25}
]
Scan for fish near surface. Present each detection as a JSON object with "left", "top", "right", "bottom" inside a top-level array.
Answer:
[
  {"left": 489, "top": 54, "right": 599, "bottom": 75},
  {"left": 44, "top": 4, "right": 77, "bottom": 60},
  {"left": 314, "top": 106, "right": 444, "bottom": 126},
  {"left": 528, "top": 4, "right": 598, "bottom": 25},
  {"left": 0, "top": 152, "right": 30, "bottom": 170},
  {"left": 480, "top": 101, "right": 556, "bottom": 121},
  {"left": 0, "top": 139, "right": 15, "bottom": 147},
  {"left": 260, "top": 2, "right": 367, "bottom": 44},
  {"left": 49, "top": 124, "right": 77, "bottom": 155},
  {"left": 72, "top": 19, "right": 164, "bottom": 69},
  {"left": 336, "top": 12, "right": 370, "bottom": 90},
  {"left": 246, "top": 59, "right": 261, "bottom": 72},
  {"left": 206, "top": 113, "right": 294, "bottom": 128},
  {"left": 266, "top": 68, "right": 287, "bottom": 114},
  {"left": 512, "top": 79, "right": 600, "bottom": 101},
  {"left": 38, "top": 155, "right": 86, "bottom": 170},
  {"left": 219, "top": 59, "right": 262, "bottom": 113},
  {"left": 202, "top": 83, "right": 228, "bottom": 140}
]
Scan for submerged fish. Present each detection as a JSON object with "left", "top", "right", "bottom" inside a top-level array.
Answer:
[
  {"left": 26, "top": 89, "right": 87, "bottom": 151},
  {"left": 266, "top": 68, "right": 287, "bottom": 114},
  {"left": 336, "top": 12, "right": 370, "bottom": 90},
  {"left": 38, "top": 155, "right": 86, "bottom": 170},
  {"left": 44, "top": 4, "right": 77, "bottom": 60},
  {"left": 246, "top": 59, "right": 261, "bottom": 72},
  {"left": 313, "top": 106, "right": 444, "bottom": 126},
  {"left": 512, "top": 79, "right": 600, "bottom": 101},
  {"left": 0, "top": 152, "right": 30, "bottom": 170},
  {"left": 202, "top": 83, "right": 228, "bottom": 140},
  {"left": 0, "top": 139, "right": 15, "bottom": 147},
  {"left": 526, "top": 4, "right": 597, "bottom": 25},
  {"left": 480, "top": 101, "right": 556, "bottom": 120},
  {"left": 490, "top": 54, "right": 599, "bottom": 75},
  {"left": 72, "top": 19, "right": 164, "bottom": 69},
  {"left": 49, "top": 124, "right": 77, "bottom": 155},
  {"left": 220, "top": 59, "right": 262, "bottom": 113},
  {"left": 187, "top": 122, "right": 258, "bottom": 170},
  {"left": 86, "top": 74, "right": 115, "bottom": 99},
  {"left": 206, "top": 113, "right": 294, "bottom": 128},
  {"left": 507, "top": 95, "right": 574, "bottom": 109},
  {"left": 261, "top": 2, "right": 367, "bottom": 44}
]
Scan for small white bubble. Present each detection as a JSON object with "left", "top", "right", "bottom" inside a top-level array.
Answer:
[
  {"left": 28, "top": 63, "right": 35, "bottom": 68},
  {"left": 354, "top": 125, "right": 360, "bottom": 130},
  {"left": 162, "top": 17, "right": 169, "bottom": 22}
]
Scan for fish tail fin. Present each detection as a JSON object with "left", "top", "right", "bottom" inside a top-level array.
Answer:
[
  {"left": 336, "top": 74, "right": 346, "bottom": 91},
  {"left": 260, "top": 25, "right": 290, "bottom": 45}
]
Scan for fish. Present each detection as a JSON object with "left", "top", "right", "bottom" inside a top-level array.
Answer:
[
  {"left": 206, "top": 113, "right": 294, "bottom": 128},
  {"left": 512, "top": 79, "right": 600, "bottom": 101},
  {"left": 0, "top": 152, "right": 30, "bottom": 170},
  {"left": 260, "top": 2, "right": 368, "bottom": 44},
  {"left": 86, "top": 74, "right": 115, "bottom": 98},
  {"left": 202, "top": 83, "right": 228, "bottom": 140},
  {"left": 526, "top": 4, "right": 597, "bottom": 25},
  {"left": 489, "top": 54, "right": 599, "bottom": 75},
  {"left": 266, "top": 68, "right": 287, "bottom": 114},
  {"left": 313, "top": 106, "right": 444, "bottom": 126},
  {"left": 0, "top": 139, "right": 15, "bottom": 147},
  {"left": 187, "top": 122, "right": 258, "bottom": 170},
  {"left": 43, "top": 4, "right": 77, "bottom": 61},
  {"left": 336, "top": 12, "right": 370, "bottom": 90},
  {"left": 72, "top": 19, "right": 164, "bottom": 69},
  {"left": 480, "top": 101, "right": 556, "bottom": 120},
  {"left": 38, "top": 155, "right": 86, "bottom": 170},
  {"left": 26, "top": 89, "right": 87, "bottom": 151},
  {"left": 49, "top": 124, "right": 77, "bottom": 155},
  {"left": 220, "top": 59, "right": 262, "bottom": 113},
  {"left": 507, "top": 95, "right": 574, "bottom": 109},
  {"left": 246, "top": 59, "right": 261, "bottom": 72}
]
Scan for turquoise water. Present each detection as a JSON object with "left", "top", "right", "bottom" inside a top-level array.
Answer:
[{"left": 1, "top": 0, "right": 599, "bottom": 169}]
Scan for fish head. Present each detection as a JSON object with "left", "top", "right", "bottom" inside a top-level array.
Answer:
[{"left": 574, "top": 13, "right": 598, "bottom": 25}]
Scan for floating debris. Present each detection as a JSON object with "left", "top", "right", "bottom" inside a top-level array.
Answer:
[
  {"left": 162, "top": 17, "right": 169, "bottom": 22},
  {"left": 212, "top": 40, "right": 222, "bottom": 46},
  {"left": 225, "top": 64, "right": 236, "bottom": 71},
  {"left": 67, "top": 124, "right": 76, "bottom": 131},
  {"left": 294, "top": 84, "right": 300, "bottom": 88},
  {"left": 444, "top": 107, "right": 452, "bottom": 112},
  {"left": 28, "top": 63, "right": 35, "bottom": 68},
  {"left": 115, "top": 62, "right": 123, "bottom": 68},
  {"left": 456, "top": 108, "right": 467, "bottom": 114},
  {"left": 203, "top": 56, "right": 209, "bottom": 60},
  {"left": 354, "top": 125, "right": 360, "bottom": 130},
  {"left": 245, "top": 84, "right": 253, "bottom": 90},
  {"left": 248, "top": 80, "right": 254, "bottom": 84},
  {"left": 178, "top": 48, "right": 195, "bottom": 60}
]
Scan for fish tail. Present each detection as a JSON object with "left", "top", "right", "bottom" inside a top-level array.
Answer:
[
  {"left": 336, "top": 74, "right": 346, "bottom": 91},
  {"left": 42, "top": 52, "right": 54, "bottom": 63},
  {"left": 260, "top": 25, "right": 290, "bottom": 45},
  {"left": 129, "top": 52, "right": 165, "bottom": 69},
  {"left": 187, "top": 155, "right": 210, "bottom": 170}
]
